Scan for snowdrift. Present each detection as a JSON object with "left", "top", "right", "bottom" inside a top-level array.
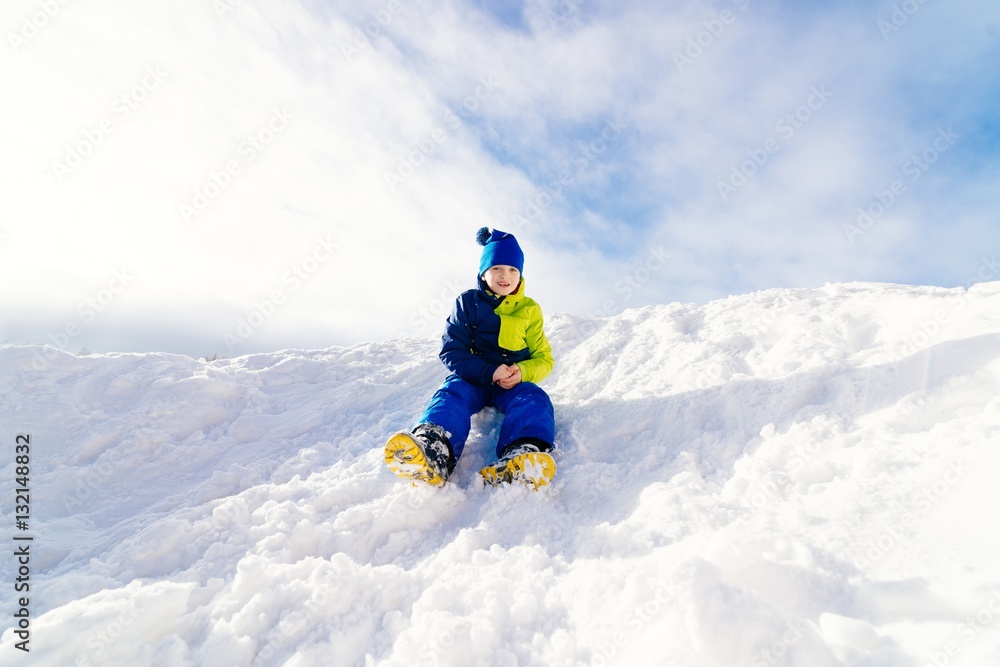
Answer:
[{"left": 3, "top": 281, "right": 1000, "bottom": 666}]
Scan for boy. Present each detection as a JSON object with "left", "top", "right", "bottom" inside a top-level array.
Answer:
[{"left": 384, "top": 227, "right": 556, "bottom": 489}]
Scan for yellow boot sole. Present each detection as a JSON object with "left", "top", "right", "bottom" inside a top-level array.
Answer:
[
  {"left": 480, "top": 451, "right": 556, "bottom": 490},
  {"left": 384, "top": 432, "right": 447, "bottom": 487}
]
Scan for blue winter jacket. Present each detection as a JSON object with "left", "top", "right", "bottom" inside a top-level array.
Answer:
[{"left": 440, "top": 278, "right": 555, "bottom": 387}]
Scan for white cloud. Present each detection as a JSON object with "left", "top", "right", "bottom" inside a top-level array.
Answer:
[{"left": 1, "top": 0, "right": 997, "bottom": 357}]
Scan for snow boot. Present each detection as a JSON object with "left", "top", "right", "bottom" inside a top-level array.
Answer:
[
  {"left": 480, "top": 439, "right": 556, "bottom": 490},
  {"left": 384, "top": 423, "right": 455, "bottom": 487}
]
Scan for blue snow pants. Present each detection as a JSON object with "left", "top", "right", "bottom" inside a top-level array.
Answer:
[{"left": 418, "top": 374, "right": 555, "bottom": 460}]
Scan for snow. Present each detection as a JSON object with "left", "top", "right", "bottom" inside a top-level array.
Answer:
[{"left": 3, "top": 281, "right": 1000, "bottom": 666}]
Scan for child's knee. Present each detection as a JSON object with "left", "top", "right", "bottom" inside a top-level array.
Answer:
[{"left": 520, "top": 382, "right": 553, "bottom": 406}]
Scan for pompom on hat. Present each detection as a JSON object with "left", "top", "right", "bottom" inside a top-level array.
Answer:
[{"left": 476, "top": 227, "right": 524, "bottom": 276}]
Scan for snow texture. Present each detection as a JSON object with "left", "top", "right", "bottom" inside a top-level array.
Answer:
[{"left": 3, "top": 282, "right": 1000, "bottom": 666}]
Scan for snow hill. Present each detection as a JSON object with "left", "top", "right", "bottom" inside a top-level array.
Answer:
[{"left": 3, "top": 281, "right": 1000, "bottom": 667}]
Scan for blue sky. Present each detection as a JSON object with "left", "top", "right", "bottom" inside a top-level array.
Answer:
[{"left": 2, "top": 0, "right": 998, "bottom": 358}]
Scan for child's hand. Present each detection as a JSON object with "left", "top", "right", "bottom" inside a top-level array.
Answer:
[{"left": 493, "top": 364, "right": 522, "bottom": 389}]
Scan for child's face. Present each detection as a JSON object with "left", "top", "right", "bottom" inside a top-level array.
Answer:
[{"left": 482, "top": 265, "right": 520, "bottom": 296}]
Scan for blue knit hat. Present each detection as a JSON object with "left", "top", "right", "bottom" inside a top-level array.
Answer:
[{"left": 476, "top": 227, "right": 524, "bottom": 276}]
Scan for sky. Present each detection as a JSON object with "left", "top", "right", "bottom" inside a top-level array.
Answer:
[{"left": 2, "top": 0, "right": 998, "bottom": 359}]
